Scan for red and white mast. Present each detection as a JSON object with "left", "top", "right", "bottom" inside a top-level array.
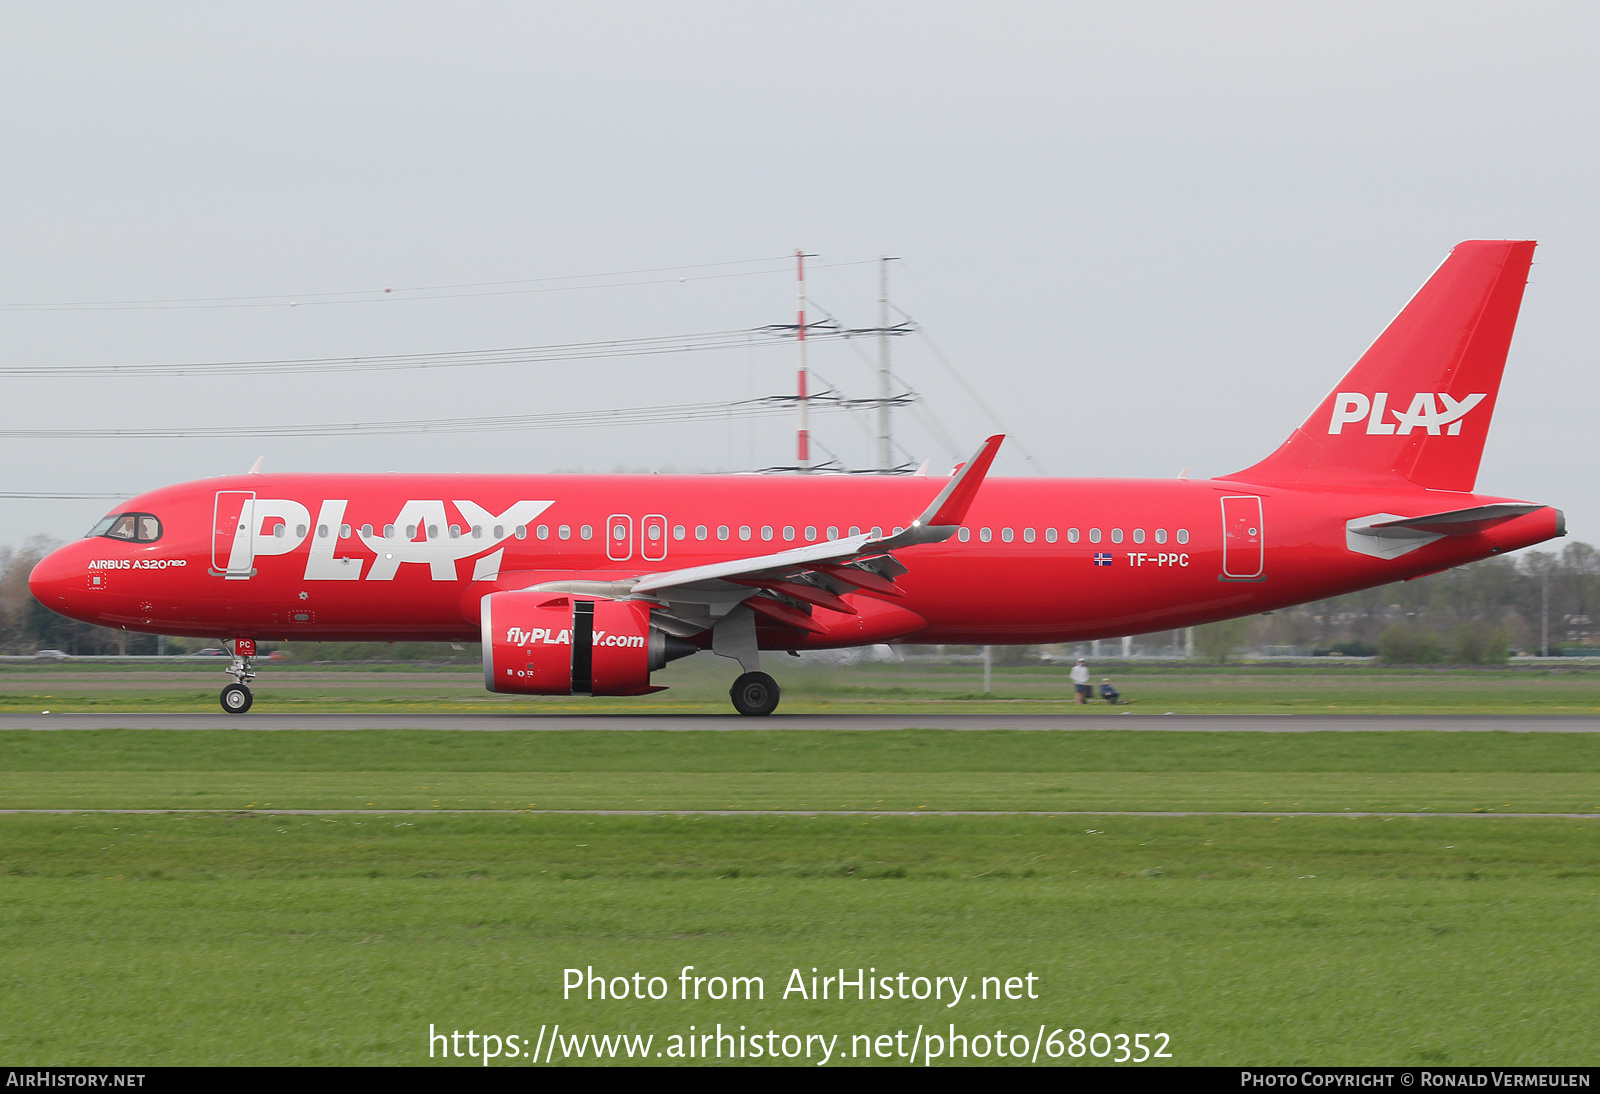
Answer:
[{"left": 796, "top": 249, "right": 810, "bottom": 470}]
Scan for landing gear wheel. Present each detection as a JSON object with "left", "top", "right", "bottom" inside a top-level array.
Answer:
[
  {"left": 220, "top": 683, "right": 253, "bottom": 714},
  {"left": 729, "top": 671, "right": 780, "bottom": 716}
]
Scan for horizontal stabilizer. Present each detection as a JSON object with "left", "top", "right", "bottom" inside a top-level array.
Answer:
[{"left": 1346, "top": 503, "right": 1547, "bottom": 559}]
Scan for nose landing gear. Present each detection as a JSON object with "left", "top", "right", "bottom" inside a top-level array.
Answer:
[
  {"left": 220, "top": 637, "right": 258, "bottom": 715},
  {"left": 729, "top": 671, "right": 781, "bottom": 716}
]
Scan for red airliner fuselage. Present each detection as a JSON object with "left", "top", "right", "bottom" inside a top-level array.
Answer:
[
  {"left": 25, "top": 239, "right": 1565, "bottom": 714},
  {"left": 25, "top": 471, "right": 1562, "bottom": 647}
]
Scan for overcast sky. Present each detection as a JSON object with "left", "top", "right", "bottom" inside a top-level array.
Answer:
[{"left": 2, "top": 2, "right": 1595, "bottom": 549}]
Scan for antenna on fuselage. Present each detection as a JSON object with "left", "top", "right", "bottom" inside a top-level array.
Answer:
[{"left": 248, "top": 456, "right": 264, "bottom": 475}]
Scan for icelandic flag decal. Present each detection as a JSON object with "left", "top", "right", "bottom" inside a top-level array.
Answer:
[{"left": 1093, "top": 552, "right": 1113, "bottom": 567}]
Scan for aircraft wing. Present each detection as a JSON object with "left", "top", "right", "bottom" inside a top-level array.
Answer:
[
  {"left": 631, "top": 434, "right": 999, "bottom": 585},
  {"left": 537, "top": 435, "right": 1002, "bottom": 635}
]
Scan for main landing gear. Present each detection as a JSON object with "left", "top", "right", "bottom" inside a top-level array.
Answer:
[
  {"left": 220, "top": 637, "right": 258, "bottom": 715},
  {"left": 729, "top": 671, "right": 781, "bottom": 717}
]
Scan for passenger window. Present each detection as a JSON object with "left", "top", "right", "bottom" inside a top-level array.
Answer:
[
  {"left": 558, "top": 525, "right": 571, "bottom": 540},
  {"left": 471, "top": 525, "right": 482, "bottom": 539},
  {"left": 340, "top": 524, "right": 351, "bottom": 539},
  {"left": 869, "top": 527, "right": 881, "bottom": 538},
  {"left": 1154, "top": 529, "right": 1167, "bottom": 544},
  {"left": 695, "top": 525, "right": 708, "bottom": 540},
  {"left": 958, "top": 527, "right": 970, "bottom": 542},
  {"left": 536, "top": 525, "right": 550, "bottom": 540},
  {"left": 1088, "top": 528, "right": 1101, "bottom": 544},
  {"left": 1111, "top": 528, "right": 1123, "bottom": 544},
  {"left": 383, "top": 524, "right": 396, "bottom": 539},
  {"left": 514, "top": 525, "right": 527, "bottom": 539},
  {"left": 293, "top": 524, "right": 305, "bottom": 539},
  {"left": 760, "top": 526, "right": 773, "bottom": 541},
  {"left": 449, "top": 525, "right": 461, "bottom": 539},
  {"left": 739, "top": 526, "right": 752, "bottom": 541},
  {"left": 1176, "top": 528, "right": 1190, "bottom": 544},
  {"left": 317, "top": 524, "right": 329, "bottom": 539},
  {"left": 1023, "top": 528, "right": 1035, "bottom": 543},
  {"left": 494, "top": 525, "right": 506, "bottom": 539},
  {"left": 673, "top": 525, "right": 686, "bottom": 540},
  {"left": 849, "top": 526, "right": 861, "bottom": 537},
  {"left": 1045, "top": 528, "right": 1058, "bottom": 544},
  {"left": 805, "top": 526, "right": 817, "bottom": 541},
  {"left": 1132, "top": 529, "right": 1144, "bottom": 544},
  {"left": 580, "top": 525, "right": 594, "bottom": 540},
  {"left": 612, "top": 522, "right": 627, "bottom": 542},
  {"left": 1000, "top": 528, "right": 1014, "bottom": 543},
  {"left": 979, "top": 528, "right": 992, "bottom": 543},
  {"left": 826, "top": 527, "right": 839, "bottom": 541},
  {"left": 717, "top": 525, "right": 730, "bottom": 541},
  {"left": 362, "top": 524, "right": 374, "bottom": 539},
  {"left": 783, "top": 526, "right": 795, "bottom": 541},
  {"left": 405, "top": 525, "right": 417, "bottom": 539}
]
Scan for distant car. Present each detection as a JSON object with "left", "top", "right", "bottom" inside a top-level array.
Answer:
[
  {"left": 268, "top": 650, "right": 290, "bottom": 661},
  {"left": 33, "top": 649, "right": 70, "bottom": 661},
  {"left": 196, "top": 648, "right": 227, "bottom": 657}
]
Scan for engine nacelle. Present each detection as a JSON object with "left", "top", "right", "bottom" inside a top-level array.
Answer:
[{"left": 481, "top": 589, "right": 693, "bottom": 696}]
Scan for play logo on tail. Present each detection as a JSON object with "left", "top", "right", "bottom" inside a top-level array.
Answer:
[
  {"left": 1327, "top": 391, "right": 1487, "bottom": 436},
  {"left": 1238, "top": 239, "right": 1535, "bottom": 492}
]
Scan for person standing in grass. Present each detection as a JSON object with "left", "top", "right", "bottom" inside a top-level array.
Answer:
[{"left": 1071, "top": 658, "right": 1091, "bottom": 704}]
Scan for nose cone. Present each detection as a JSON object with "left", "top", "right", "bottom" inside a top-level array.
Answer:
[{"left": 28, "top": 543, "right": 94, "bottom": 624}]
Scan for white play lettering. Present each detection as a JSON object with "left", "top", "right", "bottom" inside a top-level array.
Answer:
[
  {"left": 220, "top": 497, "right": 557, "bottom": 582},
  {"left": 1326, "top": 392, "right": 1486, "bottom": 436},
  {"left": 365, "top": 499, "right": 554, "bottom": 581}
]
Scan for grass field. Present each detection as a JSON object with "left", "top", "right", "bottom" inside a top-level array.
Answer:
[
  {"left": 3, "top": 655, "right": 1600, "bottom": 714},
  {"left": 1, "top": 724, "right": 1597, "bottom": 1066}
]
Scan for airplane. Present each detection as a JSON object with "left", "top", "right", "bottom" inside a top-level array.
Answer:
[{"left": 28, "top": 239, "right": 1564, "bottom": 716}]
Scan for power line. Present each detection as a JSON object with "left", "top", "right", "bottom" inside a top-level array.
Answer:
[
  {"left": 897, "top": 308, "right": 1049, "bottom": 476},
  {"left": 0, "top": 257, "right": 881, "bottom": 312},
  {"left": 0, "top": 393, "right": 910, "bottom": 440},
  {"left": 0, "top": 326, "right": 860, "bottom": 378}
]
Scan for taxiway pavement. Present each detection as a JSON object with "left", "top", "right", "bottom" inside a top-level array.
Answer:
[{"left": 2, "top": 713, "right": 1597, "bottom": 732}]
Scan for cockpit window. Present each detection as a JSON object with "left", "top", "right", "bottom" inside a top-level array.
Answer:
[{"left": 87, "top": 512, "right": 162, "bottom": 543}]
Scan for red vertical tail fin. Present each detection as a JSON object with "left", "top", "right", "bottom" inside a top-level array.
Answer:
[{"left": 1234, "top": 240, "right": 1535, "bottom": 491}]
